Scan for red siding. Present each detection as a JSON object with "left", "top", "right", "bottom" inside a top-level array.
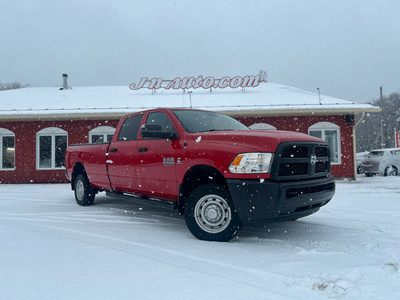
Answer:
[
  {"left": 0, "top": 119, "right": 119, "bottom": 184},
  {"left": 0, "top": 114, "right": 355, "bottom": 183}
]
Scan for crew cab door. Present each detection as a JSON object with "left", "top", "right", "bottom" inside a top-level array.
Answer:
[
  {"left": 107, "top": 113, "right": 143, "bottom": 192},
  {"left": 136, "top": 111, "right": 182, "bottom": 200}
]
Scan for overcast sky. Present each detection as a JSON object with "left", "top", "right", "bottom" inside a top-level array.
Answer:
[{"left": 1, "top": 0, "right": 399, "bottom": 102}]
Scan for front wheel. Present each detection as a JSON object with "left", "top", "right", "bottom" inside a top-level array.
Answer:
[
  {"left": 184, "top": 184, "right": 242, "bottom": 242},
  {"left": 74, "top": 174, "right": 95, "bottom": 206}
]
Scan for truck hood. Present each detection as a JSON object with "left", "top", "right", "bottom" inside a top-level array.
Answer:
[{"left": 190, "top": 130, "right": 325, "bottom": 152}]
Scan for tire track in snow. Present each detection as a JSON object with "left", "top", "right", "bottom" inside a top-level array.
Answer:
[{"left": 3, "top": 219, "right": 297, "bottom": 300}]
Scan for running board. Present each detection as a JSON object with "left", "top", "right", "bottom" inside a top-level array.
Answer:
[{"left": 105, "top": 191, "right": 177, "bottom": 208}]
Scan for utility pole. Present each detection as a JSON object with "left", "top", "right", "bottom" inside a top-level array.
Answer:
[
  {"left": 188, "top": 91, "right": 192, "bottom": 108},
  {"left": 380, "top": 86, "right": 385, "bottom": 148}
]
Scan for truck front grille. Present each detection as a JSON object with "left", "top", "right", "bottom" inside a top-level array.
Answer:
[
  {"left": 271, "top": 142, "right": 331, "bottom": 180},
  {"left": 278, "top": 162, "right": 308, "bottom": 176},
  {"left": 282, "top": 146, "right": 308, "bottom": 158},
  {"left": 315, "top": 161, "right": 329, "bottom": 173}
]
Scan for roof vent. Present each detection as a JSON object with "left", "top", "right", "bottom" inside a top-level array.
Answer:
[{"left": 60, "top": 74, "right": 69, "bottom": 90}]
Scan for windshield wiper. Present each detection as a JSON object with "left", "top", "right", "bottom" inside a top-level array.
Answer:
[{"left": 197, "top": 129, "right": 236, "bottom": 133}]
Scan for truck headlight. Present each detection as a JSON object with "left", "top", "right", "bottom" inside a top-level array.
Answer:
[{"left": 228, "top": 153, "right": 273, "bottom": 174}]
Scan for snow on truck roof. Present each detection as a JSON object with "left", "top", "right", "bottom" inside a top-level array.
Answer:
[{"left": 0, "top": 82, "right": 379, "bottom": 120}]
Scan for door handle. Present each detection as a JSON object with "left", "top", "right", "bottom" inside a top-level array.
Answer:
[
  {"left": 110, "top": 148, "right": 118, "bottom": 152},
  {"left": 138, "top": 147, "right": 148, "bottom": 152}
]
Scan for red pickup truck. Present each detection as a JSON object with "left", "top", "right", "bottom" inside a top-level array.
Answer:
[{"left": 65, "top": 108, "right": 335, "bottom": 241}]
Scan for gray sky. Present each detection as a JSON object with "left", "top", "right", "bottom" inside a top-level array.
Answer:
[{"left": 1, "top": 0, "right": 400, "bottom": 102}]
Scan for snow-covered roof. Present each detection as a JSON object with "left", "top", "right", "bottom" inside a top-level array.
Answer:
[{"left": 0, "top": 82, "right": 379, "bottom": 120}]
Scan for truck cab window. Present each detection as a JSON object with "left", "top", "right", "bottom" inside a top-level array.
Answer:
[
  {"left": 117, "top": 115, "right": 143, "bottom": 141},
  {"left": 145, "top": 112, "right": 177, "bottom": 136}
]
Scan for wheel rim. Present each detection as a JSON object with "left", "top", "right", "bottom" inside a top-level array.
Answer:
[
  {"left": 76, "top": 180, "right": 85, "bottom": 201},
  {"left": 194, "top": 194, "right": 232, "bottom": 234}
]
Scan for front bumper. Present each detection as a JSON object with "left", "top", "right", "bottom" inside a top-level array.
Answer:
[{"left": 227, "top": 175, "right": 335, "bottom": 224}]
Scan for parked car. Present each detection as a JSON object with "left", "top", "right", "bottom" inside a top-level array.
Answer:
[
  {"left": 356, "top": 151, "right": 369, "bottom": 174},
  {"left": 359, "top": 148, "right": 400, "bottom": 176}
]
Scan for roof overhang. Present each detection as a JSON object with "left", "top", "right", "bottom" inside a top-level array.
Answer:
[
  {"left": 221, "top": 106, "right": 381, "bottom": 117},
  {"left": 0, "top": 113, "right": 125, "bottom": 121},
  {"left": 0, "top": 105, "right": 381, "bottom": 121}
]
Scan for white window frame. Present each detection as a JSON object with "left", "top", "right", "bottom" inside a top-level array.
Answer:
[
  {"left": 249, "top": 123, "right": 277, "bottom": 130},
  {"left": 308, "top": 122, "right": 341, "bottom": 165},
  {"left": 0, "top": 128, "right": 15, "bottom": 170},
  {"left": 36, "top": 127, "right": 68, "bottom": 170},
  {"left": 89, "top": 126, "right": 116, "bottom": 143}
]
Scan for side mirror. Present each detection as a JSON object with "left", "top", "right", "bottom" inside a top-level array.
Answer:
[{"left": 141, "top": 124, "right": 179, "bottom": 139}]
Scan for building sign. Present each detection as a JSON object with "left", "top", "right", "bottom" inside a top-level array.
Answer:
[
  {"left": 129, "top": 75, "right": 262, "bottom": 90},
  {"left": 396, "top": 132, "right": 400, "bottom": 148}
]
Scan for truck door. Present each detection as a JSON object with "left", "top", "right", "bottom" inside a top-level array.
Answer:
[
  {"left": 107, "top": 114, "right": 143, "bottom": 192},
  {"left": 136, "top": 111, "right": 181, "bottom": 200}
]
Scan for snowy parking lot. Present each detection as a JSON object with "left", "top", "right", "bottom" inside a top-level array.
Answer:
[{"left": 1, "top": 176, "right": 399, "bottom": 300}]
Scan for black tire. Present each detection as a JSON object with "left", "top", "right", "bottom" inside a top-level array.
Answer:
[
  {"left": 184, "top": 184, "right": 242, "bottom": 242},
  {"left": 365, "top": 172, "right": 374, "bottom": 177},
  {"left": 74, "top": 174, "right": 95, "bottom": 206},
  {"left": 384, "top": 165, "right": 398, "bottom": 176}
]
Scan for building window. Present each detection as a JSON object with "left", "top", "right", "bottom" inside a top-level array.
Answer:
[
  {"left": 0, "top": 128, "right": 15, "bottom": 170},
  {"left": 89, "top": 126, "right": 116, "bottom": 143},
  {"left": 249, "top": 123, "right": 277, "bottom": 130},
  {"left": 36, "top": 127, "right": 68, "bottom": 169},
  {"left": 308, "top": 122, "right": 341, "bottom": 164}
]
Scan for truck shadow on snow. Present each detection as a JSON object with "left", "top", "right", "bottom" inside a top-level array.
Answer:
[
  {"left": 236, "top": 220, "right": 338, "bottom": 243},
  {"left": 92, "top": 193, "right": 339, "bottom": 243}
]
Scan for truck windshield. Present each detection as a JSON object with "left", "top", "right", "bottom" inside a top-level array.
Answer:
[{"left": 172, "top": 110, "right": 249, "bottom": 133}]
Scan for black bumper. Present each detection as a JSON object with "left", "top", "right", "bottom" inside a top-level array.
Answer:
[{"left": 227, "top": 175, "right": 335, "bottom": 224}]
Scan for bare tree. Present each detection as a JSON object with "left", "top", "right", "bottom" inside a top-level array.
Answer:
[
  {"left": 356, "top": 92, "right": 400, "bottom": 151},
  {"left": 356, "top": 112, "right": 380, "bottom": 152},
  {"left": 0, "top": 82, "right": 27, "bottom": 91}
]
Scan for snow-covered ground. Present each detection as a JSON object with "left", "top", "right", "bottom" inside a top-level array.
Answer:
[{"left": 1, "top": 176, "right": 399, "bottom": 299}]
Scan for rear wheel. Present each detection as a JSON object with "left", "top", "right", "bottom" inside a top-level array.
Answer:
[
  {"left": 184, "top": 184, "right": 242, "bottom": 242},
  {"left": 74, "top": 174, "right": 95, "bottom": 206},
  {"left": 384, "top": 165, "right": 398, "bottom": 176}
]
